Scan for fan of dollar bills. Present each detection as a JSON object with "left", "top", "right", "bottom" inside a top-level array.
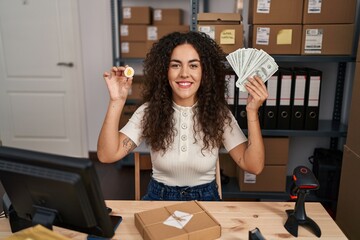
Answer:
[{"left": 226, "top": 48, "right": 278, "bottom": 92}]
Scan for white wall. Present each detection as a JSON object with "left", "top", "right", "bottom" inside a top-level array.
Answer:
[{"left": 78, "top": 0, "right": 113, "bottom": 152}]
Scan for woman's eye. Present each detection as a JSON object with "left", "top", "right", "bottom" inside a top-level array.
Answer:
[
  {"left": 170, "top": 63, "right": 181, "bottom": 68},
  {"left": 190, "top": 64, "right": 199, "bottom": 69}
]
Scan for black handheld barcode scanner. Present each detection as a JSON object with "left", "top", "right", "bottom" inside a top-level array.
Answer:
[{"left": 284, "top": 166, "right": 321, "bottom": 238}]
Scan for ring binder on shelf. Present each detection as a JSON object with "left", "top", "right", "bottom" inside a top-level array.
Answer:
[
  {"left": 304, "top": 68, "right": 322, "bottom": 130},
  {"left": 291, "top": 68, "right": 307, "bottom": 130},
  {"left": 263, "top": 71, "right": 279, "bottom": 129},
  {"left": 277, "top": 68, "right": 293, "bottom": 129}
]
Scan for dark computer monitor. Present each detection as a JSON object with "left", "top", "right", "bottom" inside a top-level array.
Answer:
[{"left": 0, "top": 146, "right": 121, "bottom": 238}]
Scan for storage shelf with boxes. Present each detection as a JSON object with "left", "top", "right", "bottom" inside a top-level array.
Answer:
[{"left": 112, "top": 0, "right": 360, "bottom": 203}]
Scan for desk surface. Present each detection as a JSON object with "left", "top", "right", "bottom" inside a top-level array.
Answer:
[{"left": 0, "top": 200, "right": 346, "bottom": 239}]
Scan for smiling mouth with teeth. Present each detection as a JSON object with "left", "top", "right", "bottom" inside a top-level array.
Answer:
[{"left": 178, "top": 82, "right": 192, "bottom": 87}]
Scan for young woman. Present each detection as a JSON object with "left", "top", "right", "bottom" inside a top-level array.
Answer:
[{"left": 97, "top": 31, "right": 268, "bottom": 201}]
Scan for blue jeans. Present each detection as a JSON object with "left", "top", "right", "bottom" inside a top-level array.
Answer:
[{"left": 142, "top": 178, "right": 221, "bottom": 201}]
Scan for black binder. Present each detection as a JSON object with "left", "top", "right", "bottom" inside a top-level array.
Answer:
[
  {"left": 263, "top": 71, "right": 279, "bottom": 129},
  {"left": 304, "top": 68, "right": 322, "bottom": 130},
  {"left": 225, "top": 73, "right": 237, "bottom": 116},
  {"left": 277, "top": 68, "right": 293, "bottom": 129},
  {"left": 290, "top": 68, "right": 307, "bottom": 130},
  {"left": 237, "top": 90, "right": 248, "bottom": 129}
]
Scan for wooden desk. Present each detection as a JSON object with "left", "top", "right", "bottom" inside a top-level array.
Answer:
[{"left": 0, "top": 201, "right": 346, "bottom": 239}]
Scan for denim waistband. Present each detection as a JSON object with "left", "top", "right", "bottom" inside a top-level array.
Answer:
[{"left": 142, "top": 178, "right": 220, "bottom": 201}]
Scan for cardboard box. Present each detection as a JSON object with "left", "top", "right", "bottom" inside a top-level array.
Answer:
[
  {"left": 301, "top": 24, "right": 354, "bottom": 55},
  {"left": 122, "top": 6, "right": 151, "bottom": 25},
  {"left": 121, "top": 42, "right": 148, "bottom": 58},
  {"left": 336, "top": 145, "right": 360, "bottom": 240},
  {"left": 147, "top": 25, "right": 189, "bottom": 41},
  {"left": 236, "top": 137, "right": 289, "bottom": 192},
  {"left": 303, "top": 0, "right": 356, "bottom": 24},
  {"left": 249, "top": 0, "right": 303, "bottom": 24},
  {"left": 119, "top": 104, "right": 138, "bottom": 129},
  {"left": 197, "top": 13, "right": 243, "bottom": 54},
  {"left": 250, "top": 25, "right": 302, "bottom": 55},
  {"left": 153, "top": 8, "right": 183, "bottom": 25},
  {"left": 120, "top": 25, "right": 148, "bottom": 42},
  {"left": 127, "top": 77, "right": 144, "bottom": 101},
  {"left": 264, "top": 137, "right": 289, "bottom": 165},
  {"left": 357, "top": 39, "right": 360, "bottom": 62},
  {"left": 237, "top": 165, "right": 287, "bottom": 192},
  {"left": 135, "top": 201, "right": 221, "bottom": 240},
  {"left": 345, "top": 63, "right": 360, "bottom": 155}
]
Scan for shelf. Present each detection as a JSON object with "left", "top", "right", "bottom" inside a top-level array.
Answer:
[
  {"left": 222, "top": 176, "right": 336, "bottom": 203},
  {"left": 272, "top": 55, "right": 356, "bottom": 63},
  {"left": 222, "top": 177, "right": 289, "bottom": 200},
  {"left": 117, "top": 55, "right": 356, "bottom": 65},
  {"left": 242, "top": 120, "right": 347, "bottom": 138}
]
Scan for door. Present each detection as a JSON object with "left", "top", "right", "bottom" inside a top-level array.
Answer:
[{"left": 0, "top": 0, "right": 87, "bottom": 157}]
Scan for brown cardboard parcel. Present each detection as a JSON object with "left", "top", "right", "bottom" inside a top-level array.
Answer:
[
  {"left": 147, "top": 25, "right": 189, "bottom": 42},
  {"left": 250, "top": 25, "right": 302, "bottom": 55},
  {"left": 336, "top": 145, "right": 360, "bottom": 240},
  {"left": 345, "top": 63, "right": 360, "bottom": 155},
  {"left": 197, "top": 13, "right": 243, "bottom": 54},
  {"left": 153, "top": 8, "right": 183, "bottom": 25},
  {"left": 301, "top": 24, "right": 354, "bottom": 55},
  {"left": 121, "top": 42, "right": 148, "bottom": 58},
  {"left": 237, "top": 137, "right": 289, "bottom": 192},
  {"left": 238, "top": 165, "right": 287, "bottom": 192},
  {"left": 249, "top": 0, "right": 303, "bottom": 24},
  {"left": 302, "top": 0, "right": 356, "bottom": 24},
  {"left": 122, "top": 6, "right": 151, "bottom": 25},
  {"left": 263, "top": 137, "right": 289, "bottom": 165},
  {"left": 135, "top": 201, "right": 221, "bottom": 240},
  {"left": 357, "top": 38, "right": 360, "bottom": 62},
  {"left": 120, "top": 25, "right": 148, "bottom": 42}
]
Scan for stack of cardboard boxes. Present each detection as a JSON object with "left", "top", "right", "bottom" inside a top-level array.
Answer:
[
  {"left": 119, "top": 6, "right": 189, "bottom": 129},
  {"left": 336, "top": 40, "right": 360, "bottom": 239},
  {"left": 197, "top": 13, "right": 244, "bottom": 54},
  {"left": 237, "top": 137, "right": 289, "bottom": 192},
  {"left": 249, "top": 0, "right": 356, "bottom": 55},
  {"left": 120, "top": 6, "right": 189, "bottom": 58}
]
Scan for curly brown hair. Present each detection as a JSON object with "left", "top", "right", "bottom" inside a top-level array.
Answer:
[{"left": 141, "top": 31, "right": 232, "bottom": 152}]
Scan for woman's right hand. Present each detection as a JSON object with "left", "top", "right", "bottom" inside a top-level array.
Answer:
[{"left": 103, "top": 66, "right": 133, "bottom": 101}]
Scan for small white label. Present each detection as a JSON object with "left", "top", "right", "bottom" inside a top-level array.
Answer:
[
  {"left": 308, "top": 0, "right": 322, "bottom": 14},
  {"left": 154, "top": 9, "right": 162, "bottom": 21},
  {"left": 244, "top": 171, "right": 257, "bottom": 184},
  {"left": 257, "top": 0, "right": 271, "bottom": 13},
  {"left": 304, "top": 29, "right": 323, "bottom": 54},
  {"left": 147, "top": 26, "right": 158, "bottom": 40},
  {"left": 256, "top": 27, "right": 270, "bottom": 45},
  {"left": 198, "top": 26, "right": 215, "bottom": 40},
  {"left": 121, "top": 42, "right": 129, "bottom": 53},
  {"left": 163, "top": 211, "right": 193, "bottom": 229},
  {"left": 123, "top": 7, "right": 131, "bottom": 19},
  {"left": 120, "top": 25, "right": 129, "bottom": 36}
]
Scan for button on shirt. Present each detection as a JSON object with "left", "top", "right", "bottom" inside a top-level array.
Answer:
[{"left": 120, "top": 102, "right": 247, "bottom": 187}]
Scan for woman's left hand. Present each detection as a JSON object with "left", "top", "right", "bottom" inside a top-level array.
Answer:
[{"left": 245, "top": 75, "right": 269, "bottom": 112}]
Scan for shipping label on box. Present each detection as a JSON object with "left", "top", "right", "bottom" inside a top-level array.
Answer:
[
  {"left": 237, "top": 165, "right": 287, "bottom": 192},
  {"left": 135, "top": 201, "right": 221, "bottom": 240},
  {"left": 251, "top": 25, "right": 302, "bottom": 54},
  {"left": 301, "top": 24, "right": 354, "bottom": 55},
  {"left": 303, "top": 0, "right": 356, "bottom": 24},
  {"left": 249, "top": 0, "right": 303, "bottom": 24},
  {"left": 122, "top": 6, "right": 151, "bottom": 25},
  {"left": 304, "top": 29, "right": 323, "bottom": 54},
  {"left": 153, "top": 9, "right": 183, "bottom": 25}
]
